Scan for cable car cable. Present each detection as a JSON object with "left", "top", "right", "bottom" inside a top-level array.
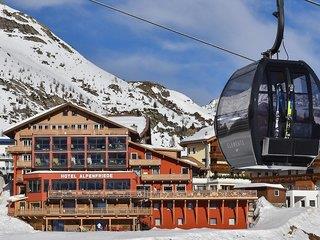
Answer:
[
  {"left": 304, "top": 0, "right": 320, "bottom": 7},
  {"left": 87, "top": 0, "right": 255, "bottom": 62}
]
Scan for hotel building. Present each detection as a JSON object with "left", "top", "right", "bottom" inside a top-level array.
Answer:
[{"left": 4, "top": 102, "right": 257, "bottom": 231}]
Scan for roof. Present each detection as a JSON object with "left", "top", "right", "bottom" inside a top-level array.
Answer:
[
  {"left": 234, "top": 183, "right": 285, "bottom": 190},
  {"left": 180, "top": 156, "right": 206, "bottom": 169},
  {"left": 107, "top": 116, "right": 148, "bottom": 135},
  {"left": 180, "top": 126, "right": 215, "bottom": 145},
  {"left": 129, "top": 141, "right": 203, "bottom": 169},
  {"left": 141, "top": 144, "right": 183, "bottom": 152},
  {"left": 3, "top": 102, "right": 140, "bottom": 137}
]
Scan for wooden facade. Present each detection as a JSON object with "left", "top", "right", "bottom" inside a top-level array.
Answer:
[{"left": 5, "top": 102, "right": 257, "bottom": 232}]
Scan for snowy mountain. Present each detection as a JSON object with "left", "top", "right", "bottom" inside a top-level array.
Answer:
[{"left": 0, "top": 4, "right": 216, "bottom": 146}]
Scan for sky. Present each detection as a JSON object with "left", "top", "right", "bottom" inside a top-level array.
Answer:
[{"left": 7, "top": 0, "right": 320, "bottom": 105}]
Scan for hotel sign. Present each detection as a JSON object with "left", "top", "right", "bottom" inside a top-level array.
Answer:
[{"left": 60, "top": 173, "right": 114, "bottom": 179}]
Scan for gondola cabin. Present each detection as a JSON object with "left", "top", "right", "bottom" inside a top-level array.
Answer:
[{"left": 215, "top": 59, "right": 320, "bottom": 169}]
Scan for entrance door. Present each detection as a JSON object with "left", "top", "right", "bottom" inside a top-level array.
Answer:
[{"left": 52, "top": 220, "right": 64, "bottom": 231}]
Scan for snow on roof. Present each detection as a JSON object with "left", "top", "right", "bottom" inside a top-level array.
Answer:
[
  {"left": 180, "top": 126, "right": 215, "bottom": 144},
  {"left": 238, "top": 165, "right": 308, "bottom": 171},
  {"left": 140, "top": 143, "right": 183, "bottom": 151},
  {"left": 107, "top": 116, "right": 147, "bottom": 135},
  {"left": 234, "top": 183, "right": 285, "bottom": 190}
]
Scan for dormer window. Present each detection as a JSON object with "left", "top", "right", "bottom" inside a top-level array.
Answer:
[{"left": 145, "top": 152, "right": 152, "bottom": 160}]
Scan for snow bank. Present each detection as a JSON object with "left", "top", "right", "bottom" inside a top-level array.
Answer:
[{"left": 0, "top": 190, "right": 35, "bottom": 234}]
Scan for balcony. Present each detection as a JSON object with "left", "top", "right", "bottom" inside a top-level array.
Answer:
[
  {"left": 149, "top": 190, "right": 258, "bottom": 200},
  {"left": 48, "top": 190, "right": 150, "bottom": 200},
  {"left": 14, "top": 207, "right": 151, "bottom": 217},
  {"left": 7, "top": 145, "right": 31, "bottom": 153},
  {"left": 141, "top": 173, "right": 190, "bottom": 182},
  {"left": 129, "top": 159, "right": 161, "bottom": 166},
  {"left": 16, "top": 160, "right": 32, "bottom": 168}
]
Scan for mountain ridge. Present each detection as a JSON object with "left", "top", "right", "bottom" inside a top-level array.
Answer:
[{"left": 0, "top": 4, "right": 215, "bottom": 146}]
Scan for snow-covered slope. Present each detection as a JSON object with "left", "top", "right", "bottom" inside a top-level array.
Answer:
[
  {"left": 0, "top": 4, "right": 215, "bottom": 146},
  {"left": 0, "top": 190, "right": 35, "bottom": 235},
  {"left": 1, "top": 196, "right": 320, "bottom": 239}
]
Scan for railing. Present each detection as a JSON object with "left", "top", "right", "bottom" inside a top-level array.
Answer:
[
  {"left": 252, "top": 173, "right": 320, "bottom": 183},
  {"left": 149, "top": 190, "right": 257, "bottom": 200},
  {"left": 48, "top": 190, "right": 150, "bottom": 199},
  {"left": 16, "top": 160, "right": 32, "bottom": 168},
  {"left": 141, "top": 173, "right": 190, "bottom": 181},
  {"left": 15, "top": 207, "right": 151, "bottom": 217},
  {"left": 129, "top": 159, "right": 161, "bottom": 166},
  {"left": 210, "top": 163, "right": 231, "bottom": 173},
  {"left": 7, "top": 145, "right": 32, "bottom": 153}
]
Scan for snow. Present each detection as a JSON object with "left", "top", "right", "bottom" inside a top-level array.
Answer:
[
  {"left": 0, "top": 3, "right": 216, "bottom": 148},
  {"left": 107, "top": 116, "right": 147, "bottom": 135},
  {"left": 234, "top": 183, "right": 285, "bottom": 190},
  {"left": 0, "top": 190, "right": 35, "bottom": 235},
  {"left": 180, "top": 126, "right": 215, "bottom": 144},
  {"left": 1, "top": 192, "right": 320, "bottom": 239}
]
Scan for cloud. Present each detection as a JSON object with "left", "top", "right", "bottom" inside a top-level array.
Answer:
[{"left": 10, "top": 0, "right": 84, "bottom": 10}]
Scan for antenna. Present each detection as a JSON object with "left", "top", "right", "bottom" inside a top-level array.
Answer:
[{"left": 262, "top": 0, "right": 284, "bottom": 59}]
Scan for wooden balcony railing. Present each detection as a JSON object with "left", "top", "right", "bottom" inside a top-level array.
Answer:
[
  {"left": 140, "top": 173, "right": 190, "bottom": 182},
  {"left": 16, "top": 160, "right": 32, "bottom": 168},
  {"left": 210, "top": 163, "right": 231, "bottom": 173},
  {"left": 252, "top": 173, "right": 320, "bottom": 184},
  {"left": 7, "top": 145, "right": 32, "bottom": 153},
  {"left": 48, "top": 190, "right": 150, "bottom": 199},
  {"left": 14, "top": 207, "right": 151, "bottom": 217},
  {"left": 129, "top": 159, "right": 161, "bottom": 166},
  {"left": 149, "top": 190, "right": 257, "bottom": 200}
]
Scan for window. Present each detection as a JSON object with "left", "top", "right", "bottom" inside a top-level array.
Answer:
[
  {"left": 192, "top": 148, "right": 196, "bottom": 154},
  {"left": 106, "top": 180, "right": 130, "bottom": 190},
  {"left": 153, "top": 202, "right": 160, "bottom": 209},
  {"left": 35, "top": 153, "right": 50, "bottom": 167},
  {"left": 155, "top": 218, "right": 161, "bottom": 226},
  {"left": 167, "top": 201, "right": 173, "bottom": 209},
  {"left": 210, "top": 201, "right": 218, "bottom": 209},
  {"left": 87, "top": 153, "right": 105, "bottom": 167},
  {"left": 52, "top": 180, "right": 76, "bottom": 190},
  {"left": 132, "top": 167, "right": 141, "bottom": 176},
  {"left": 108, "top": 137, "right": 126, "bottom": 151},
  {"left": 177, "top": 218, "right": 183, "bottom": 226},
  {"left": 28, "top": 180, "right": 41, "bottom": 193},
  {"left": 228, "top": 202, "right": 236, "bottom": 209},
  {"left": 77, "top": 125, "right": 82, "bottom": 130},
  {"left": 79, "top": 180, "right": 103, "bottom": 190},
  {"left": 187, "top": 148, "right": 190, "bottom": 155},
  {"left": 83, "top": 124, "right": 88, "bottom": 130},
  {"left": 22, "top": 154, "right": 31, "bottom": 161},
  {"left": 108, "top": 152, "right": 126, "bottom": 168},
  {"left": 131, "top": 153, "right": 138, "bottom": 160},
  {"left": 71, "top": 125, "right": 76, "bottom": 130},
  {"left": 30, "top": 202, "right": 41, "bottom": 209},
  {"left": 229, "top": 218, "right": 236, "bottom": 225},
  {"left": 310, "top": 200, "right": 316, "bottom": 207},
  {"left": 72, "top": 111, "right": 77, "bottom": 116},
  {"left": 64, "top": 125, "right": 68, "bottom": 129},
  {"left": 176, "top": 184, "right": 186, "bottom": 192},
  {"left": 145, "top": 152, "right": 152, "bottom": 160},
  {"left": 94, "top": 124, "right": 99, "bottom": 130},
  {"left": 38, "top": 125, "right": 43, "bottom": 130},
  {"left": 53, "top": 137, "right": 67, "bottom": 151},
  {"left": 163, "top": 185, "right": 173, "bottom": 192},
  {"left": 32, "top": 125, "right": 37, "bottom": 130},
  {"left": 88, "top": 137, "right": 106, "bottom": 150},
  {"left": 44, "top": 125, "right": 49, "bottom": 130},
  {"left": 137, "top": 185, "right": 151, "bottom": 191},
  {"left": 52, "top": 153, "right": 67, "bottom": 167},
  {"left": 187, "top": 202, "right": 193, "bottom": 209},
  {"left": 274, "top": 190, "right": 280, "bottom": 197},
  {"left": 71, "top": 153, "right": 85, "bottom": 167},
  {"left": 210, "top": 218, "right": 217, "bottom": 225},
  {"left": 35, "top": 137, "right": 50, "bottom": 151},
  {"left": 44, "top": 180, "right": 49, "bottom": 192},
  {"left": 152, "top": 167, "right": 160, "bottom": 175},
  {"left": 71, "top": 137, "right": 84, "bottom": 151},
  {"left": 58, "top": 125, "right": 62, "bottom": 130},
  {"left": 52, "top": 125, "right": 56, "bottom": 130},
  {"left": 63, "top": 110, "right": 68, "bottom": 116},
  {"left": 181, "top": 167, "right": 189, "bottom": 174},
  {"left": 23, "top": 139, "right": 32, "bottom": 146},
  {"left": 301, "top": 200, "right": 306, "bottom": 207}
]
